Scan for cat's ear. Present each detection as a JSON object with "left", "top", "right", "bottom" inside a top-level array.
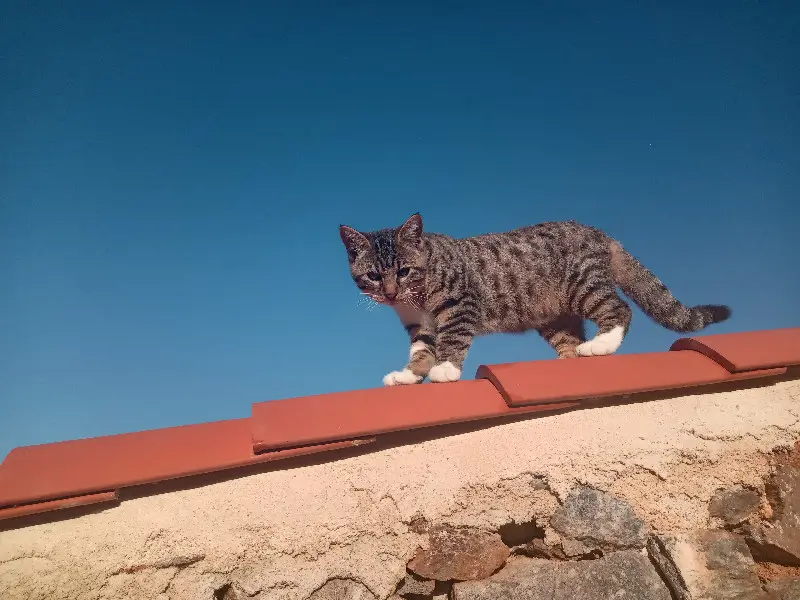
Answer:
[
  {"left": 339, "top": 225, "right": 371, "bottom": 259},
  {"left": 397, "top": 213, "right": 423, "bottom": 245}
]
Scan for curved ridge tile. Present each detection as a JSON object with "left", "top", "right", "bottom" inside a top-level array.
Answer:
[
  {"left": 0, "top": 491, "right": 119, "bottom": 521},
  {"left": 2, "top": 327, "right": 796, "bottom": 522},
  {"left": 0, "top": 419, "right": 371, "bottom": 516},
  {"left": 670, "top": 327, "right": 800, "bottom": 373},
  {"left": 476, "top": 350, "right": 779, "bottom": 408},
  {"left": 250, "top": 380, "right": 576, "bottom": 452}
]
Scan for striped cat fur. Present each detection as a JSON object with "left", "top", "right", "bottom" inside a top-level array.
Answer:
[{"left": 340, "top": 214, "right": 731, "bottom": 386}]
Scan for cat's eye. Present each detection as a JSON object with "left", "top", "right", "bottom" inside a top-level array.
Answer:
[
  {"left": 397, "top": 267, "right": 410, "bottom": 278},
  {"left": 367, "top": 272, "right": 382, "bottom": 281}
]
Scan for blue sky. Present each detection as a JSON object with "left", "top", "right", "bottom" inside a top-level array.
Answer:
[{"left": 1, "top": 1, "right": 797, "bottom": 459}]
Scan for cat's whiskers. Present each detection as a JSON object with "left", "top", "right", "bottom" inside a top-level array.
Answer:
[
  {"left": 398, "top": 289, "right": 425, "bottom": 313},
  {"left": 405, "top": 293, "right": 423, "bottom": 310},
  {"left": 357, "top": 295, "right": 379, "bottom": 310},
  {"left": 357, "top": 291, "right": 387, "bottom": 312}
]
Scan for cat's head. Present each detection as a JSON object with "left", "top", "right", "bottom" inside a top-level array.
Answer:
[{"left": 339, "top": 213, "right": 427, "bottom": 307}]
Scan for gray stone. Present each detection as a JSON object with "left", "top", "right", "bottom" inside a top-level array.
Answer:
[
  {"left": 647, "top": 530, "right": 769, "bottom": 600},
  {"left": 765, "top": 579, "right": 800, "bottom": 600},
  {"left": 550, "top": 486, "right": 650, "bottom": 550},
  {"left": 308, "top": 578, "right": 377, "bottom": 600},
  {"left": 452, "top": 551, "right": 671, "bottom": 599},
  {"left": 560, "top": 538, "right": 591, "bottom": 557},
  {"left": 407, "top": 525, "right": 509, "bottom": 582},
  {"left": 396, "top": 572, "right": 436, "bottom": 596},
  {"left": 514, "top": 538, "right": 567, "bottom": 560},
  {"left": 710, "top": 486, "right": 761, "bottom": 526},
  {"left": 746, "top": 464, "right": 800, "bottom": 566}
]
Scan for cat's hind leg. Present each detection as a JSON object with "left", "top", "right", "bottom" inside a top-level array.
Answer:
[
  {"left": 536, "top": 314, "right": 586, "bottom": 358},
  {"left": 571, "top": 283, "right": 632, "bottom": 357}
]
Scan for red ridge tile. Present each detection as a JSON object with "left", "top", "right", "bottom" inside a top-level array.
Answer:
[
  {"left": 1, "top": 327, "right": 797, "bottom": 522},
  {"left": 0, "top": 418, "right": 374, "bottom": 515},
  {"left": 476, "top": 350, "right": 782, "bottom": 407},
  {"left": 670, "top": 327, "right": 800, "bottom": 373},
  {"left": 0, "top": 491, "right": 119, "bottom": 520},
  {"left": 250, "top": 380, "right": 579, "bottom": 451}
]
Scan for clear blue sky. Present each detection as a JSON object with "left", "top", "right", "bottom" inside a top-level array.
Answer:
[{"left": 1, "top": 1, "right": 797, "bottom": 459}]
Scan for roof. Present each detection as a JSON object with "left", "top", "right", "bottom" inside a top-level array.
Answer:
[{"left": 1, "top": 327, "right": 798, "bottom": 524}]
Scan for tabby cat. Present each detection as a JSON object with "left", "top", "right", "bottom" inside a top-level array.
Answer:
[{"left": 339, "top": 214, "right": 731, "bottom": 386}]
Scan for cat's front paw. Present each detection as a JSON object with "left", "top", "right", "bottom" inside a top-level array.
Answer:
[
  {"left": 428, "top": 361, "right": 462, "bottom": 383},
  {"left": 383, "top": 368, "right": 423, "bottom": 386}
]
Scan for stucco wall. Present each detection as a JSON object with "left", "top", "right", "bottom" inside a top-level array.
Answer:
[{"left": 1, "top": 375, "right": 799, "bottom": 599}]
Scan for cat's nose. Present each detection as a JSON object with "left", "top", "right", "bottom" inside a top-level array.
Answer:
[{"left": 385, "top": 290, "right": 397, "bottom": 300}]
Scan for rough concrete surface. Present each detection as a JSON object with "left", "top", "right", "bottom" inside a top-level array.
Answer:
[{"left": 1, "top": 377, "right": 799, "bottom": 599}]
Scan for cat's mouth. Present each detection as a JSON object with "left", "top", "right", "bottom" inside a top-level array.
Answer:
[
  {"left": 373, "top": 293, "right": 419, "bottom": 307},
  {"left": 370, "top": 295, "right": 396, "bottom": 306},
  {"left": 384, "top": 297, "right": 417, "bottom": 308}
]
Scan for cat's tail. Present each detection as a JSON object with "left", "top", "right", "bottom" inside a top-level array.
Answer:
[{"left": 608, "top": 241, "right": 732, "bottom": 333}]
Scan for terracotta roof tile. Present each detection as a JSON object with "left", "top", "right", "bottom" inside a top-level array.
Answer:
[
  {"left": 1, "top": 327, "right": 797, "bottom": 523},
  {"left": 476, "top": 349, "right": 785, "bottom": 407},
  {"left": 251, "top": 380, "right": 577, "bottom": 452},
  {"left": 0, "top": 491, "right": 119, "bottom": 520},
  {"left": 0, "top": 419, "right": 374, "bottom": 519},
  {"left": 670, "top": 328, "right": 800, "bottom": 372}
]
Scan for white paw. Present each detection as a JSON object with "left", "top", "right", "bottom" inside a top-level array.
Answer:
[
  {"left": 428, "top": 361, "right": 462, "bottom": 383},
  {"left": 576, "top": 325, "right": 625, "bottom": 357},
  {"left": 383, "top": 368, "right": 423, "bottom": 386}
]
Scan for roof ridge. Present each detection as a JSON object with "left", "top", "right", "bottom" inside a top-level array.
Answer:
[{"left": 1, "top": 327, "right": 798, "bottom": 524}]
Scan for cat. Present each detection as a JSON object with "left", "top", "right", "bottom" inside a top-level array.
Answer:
[{"left": 339, "top": 213, "right": 731, "bottom": 386}]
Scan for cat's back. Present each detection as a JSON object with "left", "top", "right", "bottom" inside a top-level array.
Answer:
[
  {"left": 508, "top": 219, "right": 604, "bottom": 238},
  {"left": 427, "top": 220, "right": 605, "bottom": 247},
  {"left": 421, "top": 221, "right": 609, "bottom": 284}
]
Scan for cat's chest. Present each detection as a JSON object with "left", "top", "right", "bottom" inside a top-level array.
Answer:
[{"left": 393, "top": 304, "right": 433, "bottom": 328}]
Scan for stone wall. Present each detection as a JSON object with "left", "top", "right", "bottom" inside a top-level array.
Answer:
[
  {"left": 398, "top": 452, "right": 800, "bottom": 600},
  {"left": 1, "top": 374, "right": 799, "bottom": 599}
]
